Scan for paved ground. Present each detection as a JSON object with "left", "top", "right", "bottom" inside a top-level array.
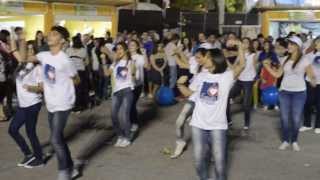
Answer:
[{"left": 0, "top": 98, "right": 320, "bottom": 180}]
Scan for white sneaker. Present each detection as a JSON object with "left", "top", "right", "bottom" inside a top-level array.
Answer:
[
  {"left": 170, "top": 140, "right": 187, "bottom": 159},
  {"left": 118, "top": 139, "right": 131, "bottom": 148},
  {"left": 243, "top": 126, "right": 249, "bottom": 130},
  {"left": 292, "top": 142, "right": 301, "bottom": 152},
  {"left": 299, "top": 126, "right": 313, "bottom": 132},
  {"left": 278, "top": 141, "right": 290, "bottom": 150},
  {"left": 131, "top": 124, "right": 139, "bottom": 132},
  {"left": 314, "top": 128, "right": 320, "bottom": 134},
  {"left": 114, "top": 137, "right": 124, "bottom": 147},
  {"left": 263, "top": 106, "right": 268, "bottom": 111},
  {"left": 274, "top": 106, "right": 279, "bottom": 111}
]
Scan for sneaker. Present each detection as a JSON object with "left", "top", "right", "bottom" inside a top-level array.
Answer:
[
  {"left": 170, "top": 140, "right": 187, "bottom": 159},
  {"left": 118, "top": 139, "right": 131, "bottom": 148},
  {"left": 131, "top": 124, "right": 139, "bottom": 132},
  {"left": 299, "top": 126, "right": 313, "bottom": 132},
  {"left": 243, "top": 126, "right": 249, "bottom": 130},
  {"left": 274, "top": 106, "right": 279, "bottom": 111},
  {"left": 263, "top": 106, "right": 268, "bottom": 111},
  {"left": 114, "top": 137, "right": 124, "bottom": 147},
  {"left": 17, "top": 155, "right": 35, "bottom": 167},
  {"left": 147, "top": 94, "right": 153, "bottom": 99},
  {"left": 292, "top": 142, "right": 301, "bottom": 152},
  {"left": 71, "top": 168, "right": 81, "bottom": 179},
  {"left": 24, "top": 158, "right": 44, "bottom": 169},
  {"left": 315, "top": 128, "right": 320, "bottom": 134},
  {"left": 278, "top": 141, "right": 290, "bottom": 150}
]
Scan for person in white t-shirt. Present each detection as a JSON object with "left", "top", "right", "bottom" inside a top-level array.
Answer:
[
  {"left": 177, "top": 40, "right": 245, "bottom": 180},
  {"left": 66, "top": 35, "right": 89, "bottom": 112},
  {"left": 129, "top": 40, "right": 146, "bottom": 132},
  {"left": 171, "top": 47, "right": 208, "bottom": 159},
  {"left": 228, "top": 37, "right": 258, "bottom": 130},
  {"left": 26, "top": 26, "right": 80, "bottom": 180},
  {"left": 8, "top": 38, "right": 44, "bottom": 168},
  {"left": 301, "top": 36, "right": 320, "bottom": 134},
  {"left": 165, "top": 34, "right": 179, "bottom": 89},
  {"left": 101, "top": 41, "right": 134, "bottom": 148},
  {"left": 263, "top": 36, "right": 316, "bottom": 152}
]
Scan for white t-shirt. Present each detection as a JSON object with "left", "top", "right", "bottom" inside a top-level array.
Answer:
[
  {"left": 37, "top": 51, "right": 77, "bottom": 112},
  {"left": 165, "top": 42, "right": 177, "bottom": 66},
  {"left": 306, "top": 52, "right": 320, "bottom": 84},
  {"left": 0, "top": 54, "right": 5, "bottom": 82},
  {"left": 16, "top": 64, "right": 42, "bottom": 108},
  {"left": 91, "top": 47, "right": 100, "bottom": 71},
  {"left": 111, "top": 59, "right": 134, "bottom": 93},
  {"left": 238, "top": 52, "right": 256, "bottom": 81},
  {"left": 280, "top": 56, "right": 311, "bottom": 92},
  {"left": 66, "top": 48, "right": 87, "bottom": 71},
  {"left": 189, "top": 56, "right": 199, "bottom": 75},
  {"left": 132, "top": 54, "right": 145, "bottom": 87},
  {"left": 189, "top": 70, "right": 235, "bottom": 130}
]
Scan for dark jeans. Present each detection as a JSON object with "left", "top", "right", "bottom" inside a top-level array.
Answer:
[
  {"left": 304, "top": 82, "right": 320, "bottom": 128},
  {"left": 131, "top": 85, "right": 143, "bottom": 126},
  {"left": 279, "top": 90, "right": 306, "bottom": 143},
  {"left": 8, "top": 103, "right": 43, "bottom": 160},
  {"left": 227, "top": 81, "right": 254, "bottom": 127},
  {"left": 111, "top": 88, "right": 133, "bottom": 139},
  {"left": 74, "top": 70, "right": 89, "bottom": 110},
  {"left": 192, "top": 127, "right": 227, "bottom": 180},
  {"left": 48, "top": 111, "right": 73, "bottom": 170}
]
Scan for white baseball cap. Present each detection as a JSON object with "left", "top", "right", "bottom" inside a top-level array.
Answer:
[
  {"left": 288, "top": 36, "right": 303, "bottom": 49},
  {"left": 199, "top": 42, "right": 214, "bottom": 50}
]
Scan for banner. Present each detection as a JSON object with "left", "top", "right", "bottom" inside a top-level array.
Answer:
[
  {"left": 0, "top": 0, "right": 24, "bottom": 13},
  {"left": 75, "top": 5, "right": 97, "bottom": 16},
  {"left": 288, "top": 11, "right": 316, "bottom": 21}
]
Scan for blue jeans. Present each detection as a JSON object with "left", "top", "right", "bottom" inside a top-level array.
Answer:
[
  {"left": 112, "top": 88, "right": 133, "bottom": 139},
  {"left": 304, "top": 82, "right": 320, "bottom": 128},
  {"left": 279, "top": 90, "right": 306, "bottom": 143},
  {"left": 8, "top": 103, "right": 43, "bottom": 160},
  {"left": 169, "top": 66, "right": 177, "bottom": 89},
  {"left": 48, "top": 110, "right": 73, "bottom": 171},
  {"left": 192, "top": 127, "right": 227, "bottom": 180}
]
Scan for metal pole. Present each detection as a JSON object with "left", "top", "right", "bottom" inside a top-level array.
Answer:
[{"left": 218, "top": 0, "right": 225, "bottom": 34}]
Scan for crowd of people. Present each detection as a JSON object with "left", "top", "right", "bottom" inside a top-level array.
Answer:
[{"left": 0, "top": 25, "right": 319, "bottom": 180}]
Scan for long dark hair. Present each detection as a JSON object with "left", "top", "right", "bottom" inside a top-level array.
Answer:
[
  {"left": 181, "top": 37, "right": 192, "bottom": 52},
  {"left": 242, "top": 37, "right": 255, "bottom": 54},
  {"left": 115, "top": 41, "right": 131, "bottom": 64},
  {"left": 206, "top": 49, "right": 228, "bottom": 74},
  {"left": 35, "top": 31, "right": 45, "bottom": 45},
  {"left": 72, "top": 35, "right": 84, "bottom": 49},
  {"left": 283, "top": 42, "right": 303, "bottom": 69},
  {"left": 130, "top": 39, "right": 142, "bottom": 55}
]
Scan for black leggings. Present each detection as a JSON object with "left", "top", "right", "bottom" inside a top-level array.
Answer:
[{"left": 304, "top": 82, "right": 320, "bottom": 128}]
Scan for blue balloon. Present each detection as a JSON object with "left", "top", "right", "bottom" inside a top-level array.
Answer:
[
  {"left": 155, "top": 86, "right": 175, "bottom": 106},
  {"left": 261, "top": 86, "right": 279, "bottom": 106}
]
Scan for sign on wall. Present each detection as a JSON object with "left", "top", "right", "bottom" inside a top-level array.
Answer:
[{"left": 75, "top": 5, "right": 97, "bottom": 16}]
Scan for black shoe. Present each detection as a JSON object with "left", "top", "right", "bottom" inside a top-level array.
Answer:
[
  {"left": 24, "top": 158, "right": 45, "bottom": 169},
  {"left": 17, "top": 155, "right": 35, "bottom": 167}
]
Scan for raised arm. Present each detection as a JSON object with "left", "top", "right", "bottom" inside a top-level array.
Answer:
[
  {"left": 230, "top": 41, "right": 245, "bottom": 79},
  {"left": 262, "top": 60, "right": 283, "bottom": 78}
]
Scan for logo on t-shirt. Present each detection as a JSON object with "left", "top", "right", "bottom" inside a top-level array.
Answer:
[
  {"left": 200, "top": 82, "right": 219, "bottom": 105},
  {"left": 116, "top": 66, "right": 129, "bottom": 81},
  {"left": 313, "top": 56, "right": 320, "bottom": 66},
  {"left": 44, "top": 64, "right": 56, "bottom": 84}
]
